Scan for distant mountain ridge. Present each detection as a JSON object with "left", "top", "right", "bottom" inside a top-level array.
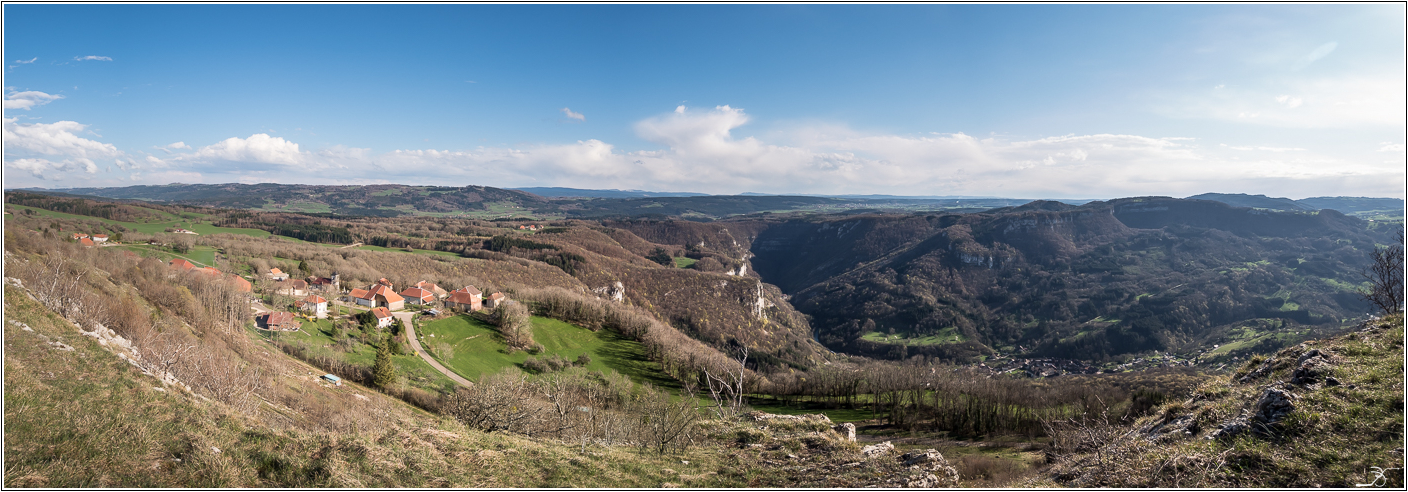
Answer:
[
  {"left": 1185, "top": 192, "right": 1403, "bottom": 216},
  {"left": 14, "top": 183, "right": 1401, "bottom": 220}
]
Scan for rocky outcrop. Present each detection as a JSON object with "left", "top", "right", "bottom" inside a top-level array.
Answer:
[
  {"left": 833, "top": 422, "right": 856, "bottom": 442},
  {"left": 860, "top": 441, "right": 894, "bottom": 458},
  {"left": 898, "top": 449, "right": 961, "bottom": 488}
]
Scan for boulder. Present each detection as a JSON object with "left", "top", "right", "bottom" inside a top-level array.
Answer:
[
  {"left": 861, "top": 441, "right": 894, "bottom": 458},
  {"left": 833, "top": 422, "right": 856, "bottom": 442},
  {"left": 1291, "top": 349, "right": 1335, "bottom": 386},
  {"left": 1253, "top": 387, "right": 1295, "bottom": 426},
  {"left": 898, "top": 449, "right": 960, "bottom": 487}
]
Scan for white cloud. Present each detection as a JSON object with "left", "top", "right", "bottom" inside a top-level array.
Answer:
[
  {"left": 166, "top": 141, "right": 190, "bottom": 149},
  {"left": 1380, "top": 143, "right": 1405, "bottom": 153},
  {"left": 560, "top": 107, "right": 585, "bottom": 121},
  {"left": 73, "top": 55, "right": 112, "bottom": 62},
  {"left": 3, "top": 90, "right": 63, "bottom": 110},
  {"left": 3, "top": 117, "right": 121, "bottom": 161},
  {"left": 5, "top": 157, "right": 98, "bottom": 179},
  {"left": 20, "top": 105, "right": 1400, "bottom": 199},
  {"left": 13, "top": 57, "right": 37, "bottom": 64},
  {"left": 184, "top": 134, "right": 305, "bottom": 166}
]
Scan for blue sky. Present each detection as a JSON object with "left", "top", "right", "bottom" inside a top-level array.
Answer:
[{"left": 4, "top": 4, "right": 1404, "bottom": 198}]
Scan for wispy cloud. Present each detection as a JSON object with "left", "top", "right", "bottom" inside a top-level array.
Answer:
[
  {"left": 1225, "top": 145, "right": 1306, "bottom": 152},
  {"left": 13, "top": 57, "right": 37, "bottom": 64},
  {"left": 561, "top": 107, "right": 585, "bottom": 121},
  {"left": 3, "top": 90, "right": 63, "bottom": 110},
  {"left": 1293, "top": 41, "right": 1338, "bottom": 70},
  {"left": 73, "top": 55, "right": 112, "bottom": 62}
]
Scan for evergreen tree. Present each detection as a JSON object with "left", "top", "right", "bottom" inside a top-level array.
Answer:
[{"left": 373, "top": 336, "right": 397, "bottom": 388}]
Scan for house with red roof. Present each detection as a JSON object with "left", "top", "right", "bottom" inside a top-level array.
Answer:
[
  {"left": 267, "top": 268, "right": 289, "bottom": 281},
  {"left": 371, "top": 307, "right": 394, "bottom": 328},
  {"left": 228, "top": 275, "right": 252, "bottom": 293},
  {"left": 346, "top": 288, "right": 373, "bottom": 307},
  {"left": 485, "top": 292, "right": 509, "bottom": 309},
  {"left": 298, "top": 295, "right": 328, "bottom": 318},
  {"left": 262, "top": 312, "right": 301, "bottom": 331},
  {"left": 443, "top": 285, "right": 483, "bottom": 312},
  {"left": 169, "top": 258, "right": 197, "bottom": 270},
  {"left": 414, "top": 280, "right": 448, "bottom": 298},
  {"left": 349, "top": 283, "right": 404, "bottom": 310},
  {"left": 91, "top": 234, "right": 109, "bottom": 243},
  {"left": 399, "top": 287, "right": 436, "bottom": 306},
  {"left": 79, "top": 237, "right": 95, "bottom": 247}
]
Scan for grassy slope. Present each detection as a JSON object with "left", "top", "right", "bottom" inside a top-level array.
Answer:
[
  {"left": 2, "top": 284, "right": 747, "bottom": 488},
  {"left": 115, "top": 244, "right": 220, "bottom": 268},
  {"left": 259, "top": 319, "right": 458, "bottom": 393},
  {"left": 1036, "top": 313, "right": 1405, "bottom": 488},
  {"left": 9, "top": 203, "right": 269, "bottom": 237},
  {"left": 417, "top": 315, "right": 677, "bottom": 389}
]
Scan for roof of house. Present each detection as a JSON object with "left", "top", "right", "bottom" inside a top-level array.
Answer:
[
  {"left": 488, "top": 292, "right": 507, "bottom": 300},
  {"left": 270, "top": 268, "right": 283, "bottom": 274},
  {"left": 415, "top": 280, "right": 445, "bottom": 292},
  {"left": 72, "top": 233, "right": 88, "bottom": 239},
  {"left": 266, "top": 311, "right": 297, "bottom": 327},
  {"left": 454, "top": 285, "right": 483, "bottom": 296},
  {"left": 303, "top": 295, "right": 328, "bottom": 304},
  {"left": 229, "top": 275, "right": 252, "bottom": 292},
  {"left": 349, "top": 288, "right": 371, "bottom": 299},
  {"left": 399, "top": 287, "right": 435, "bottom": 301},
  {"left": 308, "top": 276, "right": 334, "bottom": 285},
  {"left": 371, "top": 307, "right": 392, "bottom": 319},
  {"left": 92, "top": 234, "right": 108, "bottom": 238},
  {"left": 200, "top": 267, "right": 222, "bottom": 276},
  {"left": 79, "top": 237, "right": 95, "bottom": 246},
  {"left": 445, "top": 291, "right": 480, "bottom": 305},
  {"left": 368, "top": 284, "right": 404, "bottom": 303},
  {"left": 376, "top": 278, "right": 392, "bottom": 286},
  {"left": 170, "top": 258, "right": 196, "bottom": 270},
  {"left": 292, "top": 279, "right": 308, "bottom": 289}
]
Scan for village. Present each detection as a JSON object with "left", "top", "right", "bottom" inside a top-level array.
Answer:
[{"left": 254, "top": 267, "right": 511, "bottom": 334}]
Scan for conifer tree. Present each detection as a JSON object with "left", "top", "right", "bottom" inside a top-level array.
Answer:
[{"left": 373, "top": 336, "right": 397, "bottom": 388}]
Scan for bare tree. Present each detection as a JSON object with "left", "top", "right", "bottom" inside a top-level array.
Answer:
[
  {"left": 702, "top": 344, "right": 748, "bottom": 421},
  {"left": 1360, "top": 227, "right": 1404, "bottom": 315}
]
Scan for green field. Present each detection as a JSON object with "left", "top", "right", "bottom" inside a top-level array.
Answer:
[
  {"left": 256, "top": 319, "right": 456, "bottom": 392},
  {"left": 9, "top": 204, "right": 270, "bottom": 237},
  {"left": 116, "top": 244, "right": 220, "bottom": 268},
  {"left": 673, "top": 257, "right": 697, "bottom": 268},
  {"left": 417, "top": 314, "right": 676, "bottom": 388},
  {"left": 325, "top": 243, "right": 461, "bottom": 258},
  {"left": 861, "top": 326, "right": 967, "bottom": 346}
]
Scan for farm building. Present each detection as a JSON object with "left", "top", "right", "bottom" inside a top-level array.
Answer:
[
  {"left": 485, "top": 292, "right": 508, "bottom": 309},
  {"left": 371, "top": 307, "right": 394, "bottom": 328},
  {"left": 262, "top": 312, "right": 301, "bottom": 331},
  {"left": 443, "top": 286, "right": 483, "bottom": 312},
  {"left": 267, "top": 268, "right": 289, "bottom": 281},
  {"left": 399, "top": 287, "right": 436, "bottom": 306}
]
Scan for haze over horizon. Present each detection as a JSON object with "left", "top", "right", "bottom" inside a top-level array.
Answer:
[{"left": 4, "top": 4, "right": 1404, "bottom": 200}]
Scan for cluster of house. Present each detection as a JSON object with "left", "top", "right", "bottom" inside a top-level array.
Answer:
[
  {"left": 168, "top": 258, "right": 253, "bottom": 292},
  {"left": 517, "top": 224, "right": 544, "bottom": 231},
  {"left": 71, "top": 233, "right": 110, "bottom": 247},
  {"left": 171, "top": 228, "right": 199, "bottom": 235},
  {"left": 258, "top": 269, "right": 510, "bottom": 331}
]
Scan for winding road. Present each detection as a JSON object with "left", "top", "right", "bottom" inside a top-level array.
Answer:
[{"left": 394, "top": 311, "right": 473, "bottom": 387}]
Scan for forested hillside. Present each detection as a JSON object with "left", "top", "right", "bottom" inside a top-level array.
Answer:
[{"left": 731, "top": 198, "right": 1396, "bottom": 361}]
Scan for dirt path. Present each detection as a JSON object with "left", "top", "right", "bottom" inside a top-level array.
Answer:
[{"left": 395, "top": 311, "right": 473, "bottom": 387}]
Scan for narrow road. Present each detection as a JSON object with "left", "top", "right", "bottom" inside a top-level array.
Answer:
[{"left": 394, "top": 311, "right": 473, "bottom": 387}]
